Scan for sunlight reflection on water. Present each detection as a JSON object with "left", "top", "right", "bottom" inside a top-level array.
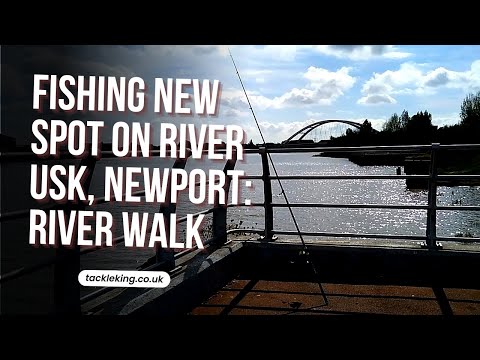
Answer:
[{"left": 79, "top": 152, "right": 480, "bottom": 268}]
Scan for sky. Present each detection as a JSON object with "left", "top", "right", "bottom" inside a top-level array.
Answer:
[
  {"left": 129, "top": 45, "right": 480, "bottom": 144},
  {"left": 218, "top": 45, "right": 480, "bottom": 143},
  {"left": 4, "top": 45, "right": 480, "bottom": 145}
]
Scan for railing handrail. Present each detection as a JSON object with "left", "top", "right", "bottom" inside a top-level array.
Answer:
[
  {"left": 3, "top": 143, "right": 480, "bottom": 312},
  {"left": 2, "top": 142, "right": 480, "bottom": 162},
  {"left": 0, "top": 148, "right": 257, "bottom": 162},
  {"left": 262, "top": 143, "right": 480, "bottom": 152}
]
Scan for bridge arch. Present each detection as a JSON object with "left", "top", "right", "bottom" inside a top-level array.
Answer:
[{"left": 282, "top": 120, "right": 366, "bottom": 144}]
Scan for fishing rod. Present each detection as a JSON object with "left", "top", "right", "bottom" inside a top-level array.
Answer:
[{"left": 228, "top": 48, "right": 328, "bottom": 306}]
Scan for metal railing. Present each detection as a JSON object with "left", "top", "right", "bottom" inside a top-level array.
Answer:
[
  {"left": 1, "top": 143, "right": 480, "bottom": 314},
  {"left": 251, "top": 144, "right": 480, "bottom": 246},
  {"left": 1, "top": 147, "right": 245, "bottom": 313}
]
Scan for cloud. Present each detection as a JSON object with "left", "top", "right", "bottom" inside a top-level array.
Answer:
[
  {"left": 227, "top": 45, "right": 300, "bottom": 64},
  {"left": 222, "top": 108, "right": 250, "bottom": 118},
  {"left": 145, "top": 45, "right": 229, "bottom": 58},
  {"left": 431, "top": 113, "right": 460, "bottom": 127},
  {"left": 221, "top": 66, "right": 355, "bottom": 112},
  {"left": 358, "top": 60, "right": 480, "bottom": 105},
  {"left": 188, "top": 45, "right": 410, "bottom": 64},
  {"left": 361, "top": 63, "right": 422, "bottom": 94},
  {"left": 191, "top": 45, "right": 229, "bottom": 56},
  {"left": 311, "top": 45, "right": 412, "bottom": 60},
  {"left": 304, "top": 66, "right": 356, "bottom": 90},
  {"left": 262, "top": 45, "right": 298, "bottom": 61},
  {"left": 357, "top": 94, "right": 397, "bottom": 105},
  {"left": 423, "top": 68, "right": 450, "bottom": 87}
]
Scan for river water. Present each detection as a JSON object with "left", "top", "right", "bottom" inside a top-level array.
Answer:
[{"left": 80, "top": 152, "right": 480, "bottom": 270}]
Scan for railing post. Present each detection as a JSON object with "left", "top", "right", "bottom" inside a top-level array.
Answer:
[
  {"left": 54, "top": 154, "right": 97, "bottom": 315},
  {"left": 259, "top": 147, "right": 274, "bottom": 241},
  {"left": 213, "top": 151, "right": 237, "bottom": 245},
  {"left": 425, "top": 143, "right": 441, "bottom": 249},
  {"left": 156, "top": 156, "right": 189, "bottom": 271}
]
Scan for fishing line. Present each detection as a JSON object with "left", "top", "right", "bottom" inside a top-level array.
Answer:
[{"left": 228, "top": 48, "right": 328, "bottom": 306}]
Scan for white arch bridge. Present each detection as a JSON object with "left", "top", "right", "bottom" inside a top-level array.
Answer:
[{"left": 282, "top": 119, "right": 376, "bottom": 144}]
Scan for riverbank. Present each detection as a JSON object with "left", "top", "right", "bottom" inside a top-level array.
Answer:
[
  {"left": 315, "top": 149, "right": 480, "bottom": 187},
  {"left": 314, "top": 151, "right": 405, "bottom": 166}
]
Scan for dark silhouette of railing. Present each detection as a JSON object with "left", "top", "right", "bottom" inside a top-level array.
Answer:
[{"left": 1, "top": 143, "right": 480, "bottom": 314}]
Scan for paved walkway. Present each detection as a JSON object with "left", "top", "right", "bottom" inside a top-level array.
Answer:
[{"left": 190, "top": 279, "right": 480, "bottom": 315}]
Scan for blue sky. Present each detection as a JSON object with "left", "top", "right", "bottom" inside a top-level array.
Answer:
[
  {"left": 118, "top": 45, "right": 478, "bottom": 144},
  {"left": 211, "top": 45, "right": 480, "bottom": 143},
  {"left": 10, "top": 45, "right": 478, "bottom": 145}
]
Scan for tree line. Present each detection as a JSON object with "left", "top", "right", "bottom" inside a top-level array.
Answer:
[{"left": 329, "top": 91, "right": 480, "bottom": 146}]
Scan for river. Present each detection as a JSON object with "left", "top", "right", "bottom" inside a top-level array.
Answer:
[{"left": 80, "top": 152, "right": 480, "bottom": 271}]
